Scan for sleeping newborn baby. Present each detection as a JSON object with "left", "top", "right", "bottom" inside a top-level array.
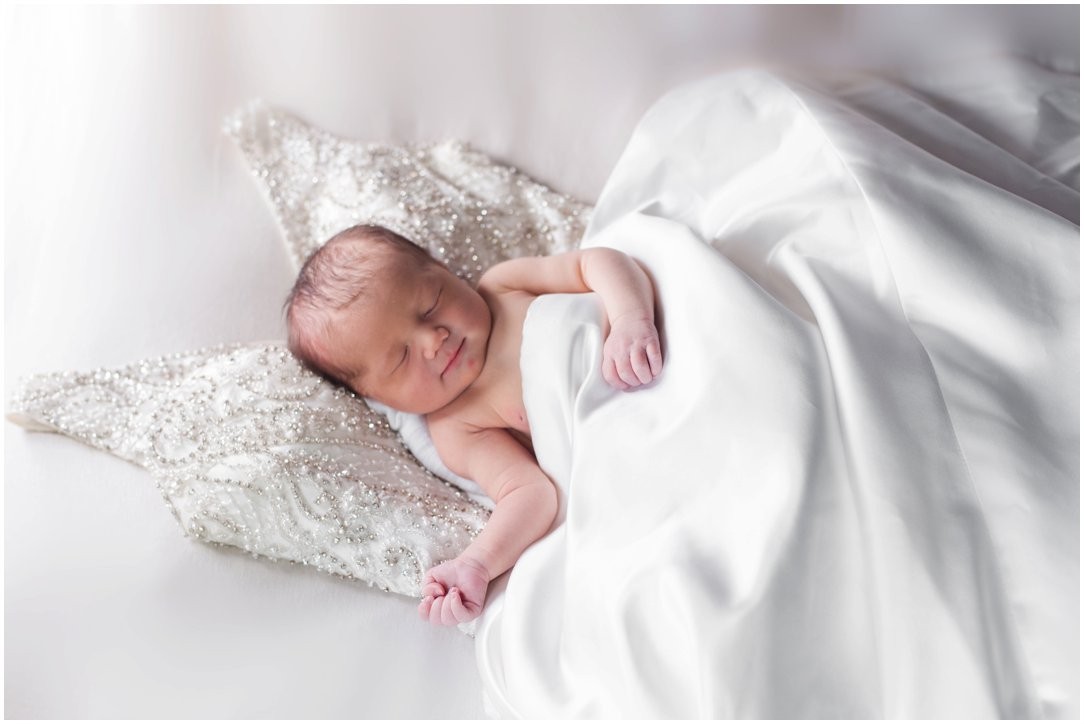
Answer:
[{"left": 284, "top": 224, "right": 663, "bottom": 625}]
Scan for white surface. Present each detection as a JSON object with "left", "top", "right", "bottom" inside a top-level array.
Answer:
[
  {"left": 480, "top": 66, "right": 1078, "bottom": 717},
  {"left": 4, "top": 5, "right": 1078, "bottom": 718}
]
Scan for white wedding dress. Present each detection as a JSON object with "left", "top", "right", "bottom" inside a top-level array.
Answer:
[{"left": 475, "top": 59, "right": 1079, "bottom": 718}]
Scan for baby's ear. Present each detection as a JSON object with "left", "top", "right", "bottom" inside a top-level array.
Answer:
[
  {"left": 348, "top": 375, "right": 368, "bottom": 398},
  {"left": 352, "top": 369, "right": 380, "bottom": 401}
]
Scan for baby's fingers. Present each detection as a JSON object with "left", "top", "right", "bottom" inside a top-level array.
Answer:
[
  {"left": 603, "top": 357, "right": 629, "bottom": 391},
  {"left": 614, "top": 354, "right": 641, "bottom": 388},
  {"left": 447, "top": 587, "right": 481, "bottom": 623},
  {"left": 427, "top": 590, "right": 470, "bottom": 626},
  {"left": 647, "top": 340, "right": 663, "bottom": 376},
  {"left": 441, "top": 589, "right": 464, "bottom": 626},
  {"left": 422, "top": 580, "right": 446, "bottom": 599},
  {"left": 418, "top": 595, "right": 435, "bottom": 620},
  {"left": 428, "top": 595, "right": 447, "bottom": 626},
  {"left": 448, "top": 588, "right": 470, "bottom": 623},
  {"left": 630, "top": 347, "right": 654, "bottom": 385}
]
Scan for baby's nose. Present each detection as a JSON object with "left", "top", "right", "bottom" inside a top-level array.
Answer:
[{"left": 422, "top": 326, "right": 450, "bottom": 359}]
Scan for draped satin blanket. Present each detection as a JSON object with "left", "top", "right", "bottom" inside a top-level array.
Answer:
[{"left": 475, "top": 64, "right": 1079, "bottom": 718}]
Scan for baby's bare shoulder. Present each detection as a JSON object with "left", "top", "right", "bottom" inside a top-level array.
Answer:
[
  {"left": 477, "top": 260, "right": 519, "bottom": 291},
  {"left": 477, "top": 271, "right": 540, "bottom": 327},
  {"left": 427, "top": 395, "right": 501, "bottom": 446},
  {"left": 426, "top": 403, "right": 473, "bottom": 440},
  {"left": 427, "top": 410, "right": 522, "bottom": 479}
]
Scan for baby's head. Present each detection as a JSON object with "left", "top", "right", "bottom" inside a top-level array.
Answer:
[{"left": 284, "top": 224, "right": 491, "bottom": 415}]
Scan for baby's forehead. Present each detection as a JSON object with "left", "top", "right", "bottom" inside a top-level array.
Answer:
[
  {"left": 362, "top": 241, "right": 434, "bottom": 274},
  {"left": 336, "top": 256, "right": 438, "bottom": 319}
]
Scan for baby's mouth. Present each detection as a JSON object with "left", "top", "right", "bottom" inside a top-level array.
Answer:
[{"left": 442, "top": 339, "right": 465, "bottom": 377}]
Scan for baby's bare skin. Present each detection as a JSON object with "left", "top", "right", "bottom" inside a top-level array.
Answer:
[
  {"left": 431, "top": 287, "right": 534, "bottom": 441},
  {"left": 319, "top": 246, "right": 662, "bottom": 626}
]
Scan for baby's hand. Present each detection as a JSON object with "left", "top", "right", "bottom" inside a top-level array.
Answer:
[
  {"left": 417, "top": 555, "right": 490, "bottom": 626},
  {"left": 603, "top": 313, "right": 663, "bottom": 390}
]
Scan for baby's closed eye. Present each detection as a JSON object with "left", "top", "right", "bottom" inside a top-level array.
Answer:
[{"left": 423, "top": 287, "right": 442, "bottom": 319}]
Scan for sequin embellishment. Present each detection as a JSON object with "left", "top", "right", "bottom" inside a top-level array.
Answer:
[{"left": 10, "top": 102, "right": 592, "bottom": 598}]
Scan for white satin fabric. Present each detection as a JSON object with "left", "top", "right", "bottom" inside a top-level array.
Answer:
[{"left": 475, "top": 62, "right": 1078, "bottom": 718}]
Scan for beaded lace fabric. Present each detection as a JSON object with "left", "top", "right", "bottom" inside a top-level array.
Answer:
[
  {"left": 224, "top": 100, "right": 589, "bottom": 282},
  {"left": 8, "top": 100, "right": 591, "bottom": 598}
]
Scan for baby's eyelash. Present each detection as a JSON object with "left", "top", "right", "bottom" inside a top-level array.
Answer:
[
  {"left": 423, "top": 288, "right": 443, "bottom": 319},
  {"left": 391, "top": 346, "right": 407, "bottom": 373}
]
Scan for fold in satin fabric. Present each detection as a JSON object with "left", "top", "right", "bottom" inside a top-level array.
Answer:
[{"left": 475, "top": 62, "right": 1078, "bottom": 718}]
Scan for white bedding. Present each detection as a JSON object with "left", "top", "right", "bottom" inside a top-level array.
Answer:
[
  {"left": 476, "top": 64, "right": 1078, "bottom": 718},
  {"left": 5, "top": 5, "right": 1078, "bottom": 719}
]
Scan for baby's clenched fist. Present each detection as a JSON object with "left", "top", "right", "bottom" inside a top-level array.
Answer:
[
  {"left": 602, "top": 313, "right": 663, "bottom": 390},
  {"left": 418, "top": 555, "right": 490, "bottom": 626}
]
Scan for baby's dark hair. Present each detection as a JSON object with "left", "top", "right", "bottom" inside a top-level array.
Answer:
[{"left": 283, "top": 224, "right": 434, "bottom": 391}]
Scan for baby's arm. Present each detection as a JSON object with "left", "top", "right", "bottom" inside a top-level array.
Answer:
[
  {"left": 482, "top": 247, "right": 663, "bottom": 388},
  {"left": 419, "top": 421, "right": 558, "bottom": 626}
]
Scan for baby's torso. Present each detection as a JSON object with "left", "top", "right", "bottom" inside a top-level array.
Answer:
[{"left": 430, "top": 287, "right": 537, "bottom": 449}]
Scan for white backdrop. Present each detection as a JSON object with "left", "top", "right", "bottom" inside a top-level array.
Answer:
[{"left": 3, "top": 5, "right": 1077, "bottom": 718}]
